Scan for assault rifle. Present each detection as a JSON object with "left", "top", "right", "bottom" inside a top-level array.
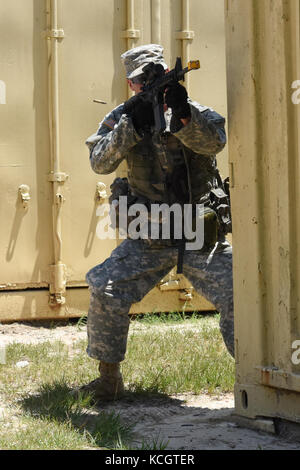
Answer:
[{"left": 124, "top": 57, "right": 200, "bottom": 132}]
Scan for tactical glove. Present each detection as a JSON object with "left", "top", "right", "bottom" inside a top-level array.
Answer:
[
  {"left": 165, "top": 83, "right": 191, "bottom": 119},
  {"left": 123, "top": 97, "right": 154, "bottom": 134}
]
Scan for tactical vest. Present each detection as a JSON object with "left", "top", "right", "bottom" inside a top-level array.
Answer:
[
  {"left": 126, "top": 130, "right": 219, "bottom": 205},
  {"left": 104, "top": 105, "right": 229, "bottom": 249}
]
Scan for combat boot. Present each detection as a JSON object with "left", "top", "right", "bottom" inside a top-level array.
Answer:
[{"left": 73, "top": 361, "right": 125, "bottom": 401}]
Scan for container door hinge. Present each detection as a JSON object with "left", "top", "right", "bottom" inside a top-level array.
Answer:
[
  {"left": 179, "top": 287, "right": 194, "bottom": 302},
  {"left": 175, "top": 30, "right": 195, "bottom": 40},
  {"left": 121, "top": 29, "right": 141, "bottom": 39},
  {"left": 159, "top": 275, "right": 194, "bottom": 302},
  {"left": 159, "top": 279, "right": 180, "bottom": 291},
  {"left": 48, "top": 172, "right": 69, "bottom": 183},
  {"left": 43, "top": 29, "right": 65, "bottom": 40}
]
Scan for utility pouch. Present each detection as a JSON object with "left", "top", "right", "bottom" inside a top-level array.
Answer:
[
  {"left": 190, "top": 205, "right": 219, "bottom": 249},
  {"left": 109, "top": 177, "right": 135, "bottom": 231},
  {"left": 209, "top": 181, "right": 232, "bottom": 238}
]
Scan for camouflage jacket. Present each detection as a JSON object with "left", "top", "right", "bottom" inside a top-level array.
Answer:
[{"left": 86, "top": 100, "right": 226, "bottom": 205}]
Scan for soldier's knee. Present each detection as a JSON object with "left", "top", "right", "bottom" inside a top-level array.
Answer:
[{"left": 86, "top": 265, "right": 107, "bottom": 291}]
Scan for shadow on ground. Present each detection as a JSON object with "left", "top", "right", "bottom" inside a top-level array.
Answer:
[{"left": 19, "top": 380, "right": 236, "bottom": 449}]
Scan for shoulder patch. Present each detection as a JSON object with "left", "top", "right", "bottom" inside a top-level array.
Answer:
[{"left": 103, "top": 117, "right": 116, "bottom": 130}]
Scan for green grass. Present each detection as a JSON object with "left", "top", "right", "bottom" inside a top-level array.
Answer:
[
  {"left": 0, "top": 313, "right": 234, "bottom": 450},
  {"left": 0, "top": 414, "right": 94, "bottom": 450},
  {"left": 131, "top": 310, "right": 207, "bottom": 325},
  {"left": 0, "top": 378, "right": 134, "bottom": 450},
  {"left": 76, "top": 313, "right": 88, "bottom": 331},
  {"left": 125, "top": 314, "right": 234, "bottom": 394}
]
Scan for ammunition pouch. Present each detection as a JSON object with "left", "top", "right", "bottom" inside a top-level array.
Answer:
[
  {"left": 109, "top": 176, "right": 220, "bottom": 249},
  {"left": 109, "top": 177, "right": 137, "bottom": 231},
  {"left": 197, "top": 206, "right": 219, "bottom": 248},
  {"left": 209, "top": 176, "right": 232, "bottom": 239}
]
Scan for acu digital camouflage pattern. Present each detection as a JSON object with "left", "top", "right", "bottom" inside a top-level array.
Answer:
[
  {"left": 86, "top": 99, "right": 226, "bottom": 179},
  {"left": 121, "top": 43, "right": 168, "bottom": 79},
  {"left": 85, "top": 89, "right": 233, "bottom": 359},
  {"left": 86, "top": 239, "right": 234, "bottom": 360}
]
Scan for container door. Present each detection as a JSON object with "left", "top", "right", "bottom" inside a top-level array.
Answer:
[
  {"left": 226, "top": 0, "right": 300, "bottom": 422},
  {"left": 0, "top": 0, "right": 227, "bottom": 320},
  {"left": 57, "top": 0, "right": 128, "bottom": 285},
  {"left": 0, "top": 0, "right": 52, "bottom": 289}
]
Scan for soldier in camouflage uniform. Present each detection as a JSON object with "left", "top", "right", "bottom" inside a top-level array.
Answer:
[{"left": 79, "top": 44, "right": 234, "bottom": 401}]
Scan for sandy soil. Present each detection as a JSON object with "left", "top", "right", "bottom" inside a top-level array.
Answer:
[{"left": 0, "top": 320, "right": 299, "bottom": 450}]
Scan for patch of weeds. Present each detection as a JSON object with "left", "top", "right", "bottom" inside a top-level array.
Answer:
[
  {"left": 91, "top": 410, "right": 134, "bottom": 449},
  {"left": 0, "top": 415, "right": 92, "bottom": 450},
  {"left": 137, "top": 434, "right": 169, "bottom": 450},
  {"left": 0, "top": 340, "right": 96, "bottom": 397},
  {"left": 76, "top": 314, "right": 88, "bottom": 331},
  {"left": 131, "top": 311, "right": 174, "bottom": 325},
  {"left": 21, "top": 380, "right": 93, "bottom": 422},
  {"left": 125, "top": 318, "right": 235, "bottom": 395},
  {"left": 19, "top": 381, "right": 134, "bottom": 450},
  {"left": 132, "top": 311, "right": 217, "bottom": 326}
]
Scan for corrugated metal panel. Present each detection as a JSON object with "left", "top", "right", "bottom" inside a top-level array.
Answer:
[
  {"left": 0, "top": 0, "right": 52, "bottom": 288},
  {"left": 0, "top": 0, "right": 226, "bottom": 320}
]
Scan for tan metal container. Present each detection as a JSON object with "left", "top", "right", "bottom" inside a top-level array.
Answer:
[
  {"left": 225, "top": 0, "right": 300, "bottom": 424},
  {"left": 0, "top": 0, "right": 227, "bottom": 321}
]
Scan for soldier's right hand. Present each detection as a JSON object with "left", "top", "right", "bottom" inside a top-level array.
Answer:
[{"left": 123, "top": 97, "right": 154, "bottom": 134}]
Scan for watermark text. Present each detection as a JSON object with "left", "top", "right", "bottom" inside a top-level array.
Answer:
[
  {"left": 291, "top": 80, "right": 300, "bottom": 105},
  {"left": 96, "top": 198, "right": 206, "bottom": 251}
]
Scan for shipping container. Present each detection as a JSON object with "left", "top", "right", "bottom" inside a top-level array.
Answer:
[
  {"left": 0, "top": 0, "right": 228, "bottom": 321},
  {"left": 225, "top": 0, "right": 300, "bottom": 425}
]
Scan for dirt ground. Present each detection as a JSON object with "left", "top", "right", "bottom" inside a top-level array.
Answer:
[{"left": 0, "top": 320, "right": 299, "bottom": 450}]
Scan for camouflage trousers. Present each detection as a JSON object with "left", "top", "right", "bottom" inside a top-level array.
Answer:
[{"left": 86, "top": 239, "right": 234, "bottom": 362}]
